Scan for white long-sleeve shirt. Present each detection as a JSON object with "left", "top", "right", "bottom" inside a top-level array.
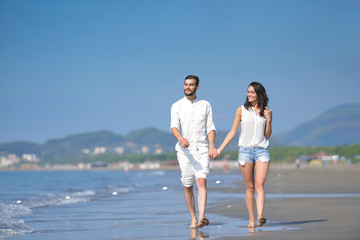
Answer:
[{"left": 171, "top": 97, "right": 216, "bottom": 154}]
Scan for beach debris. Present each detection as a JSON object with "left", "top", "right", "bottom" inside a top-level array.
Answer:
[
  {"left": 162, "top": 186, "right": 168, "bottom": 191},
  {"left": 65, "top": 196, "right": 71, "bottom": 200},
  {"left": 112, "top": 191, "right": 118, "bottom": 196},
  {"left": 16, "top": 200, "right": 22, "bottom": 204},
  {"left": 216, "top": 180, "right": 221, "bottom": 184}
]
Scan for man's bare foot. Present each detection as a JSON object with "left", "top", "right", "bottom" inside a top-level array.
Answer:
[{"left": 189, "top": 218, "right": 198, "bottom": 229}]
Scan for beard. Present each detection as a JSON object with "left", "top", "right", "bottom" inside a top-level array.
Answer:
[{"left": 184, "top": 88, "right": 196, "bottom": 96}]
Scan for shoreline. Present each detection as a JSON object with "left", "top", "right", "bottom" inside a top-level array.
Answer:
[
  {"left": 208, "top": 164, "right": 360, "bottom": 239},
  {"left": 1, "top": 162, "right": 358, "bottom": 171}
]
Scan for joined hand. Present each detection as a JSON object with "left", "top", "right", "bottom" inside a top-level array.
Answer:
[{"left": 209, "top": 148, "right": 220, "bottom": 159}]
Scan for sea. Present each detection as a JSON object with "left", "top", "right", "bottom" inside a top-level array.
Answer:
[{"left": 4, "top": 169, "right": 354, "bottom": 240}]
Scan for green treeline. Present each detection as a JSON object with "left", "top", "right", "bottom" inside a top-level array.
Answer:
[
  {"left": 223, "top": 144, "right": 360, "bottom": 163},
  {"left": 41, "top": 144, "right": 360, "bottom": 165},
  {"left": 42, "top": 152, "right": 177, "bottom": 165}
]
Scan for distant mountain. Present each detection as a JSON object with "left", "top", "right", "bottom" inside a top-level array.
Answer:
[
  {"left": 0, "top": 141, "right": 42, "bottom": 156},
  {"left": 42, "top": 130, "right": 124, "bottom": 157},
  {"left": 124, "top": 127, "right": 176, "bottom": 149},
  {"left": 274, "top": 104, "right": 360, "bottom": 146},
  {"left": 0, "top": 128, "right": 238, "bottom": 158},
  {"left": 122, "top": 127, "right": 239, "bottom": 153}
]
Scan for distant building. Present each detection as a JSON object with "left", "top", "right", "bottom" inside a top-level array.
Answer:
[
  {"left": 19, "top": 163, "right": 39, "bottom": 170},
  {"left": 22, "top": 154, "right": 39, "bottom": 162},
  {"left": 155, "top": 148, "right": 163, "bottom": 154},
  {"left": 0, "top": 157, "right": 14, "bottom": 168},
  {"left": 8, "top": 154, "right": 20, "bottom": 163},
  {"left": 93, "top": 147, "right": 106, "bottom": 155},
  {"left": 139, "top": 160, "right": 160, "bottom": 169},
  {"left": 77, "top": 163, "right": 92, "bottom": 170},
  {"left": 295, "top": 151, "right": 345, "bottom": 166},
  {"left": 91, "top": 161, "right": 108, "bottom": 168},
  {"left": 141, "top": 146, "right": 149, "bottom": 154}
]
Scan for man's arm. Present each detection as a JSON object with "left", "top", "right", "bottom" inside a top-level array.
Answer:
[
  {"left": 206, "top": 103, "right": 218, "bottom": 159},
  {"left": 207, "top": 130, "right": 217, "bottom": 159},
  {"left": 170, "top": 102, "right": 189, "bottom": 148},
  {"left": 171, "top": 127, "right": 189, "bottom": 148}
]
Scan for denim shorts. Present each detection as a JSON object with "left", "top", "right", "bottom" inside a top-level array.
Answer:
[{"left": 238, "top": 146, "right": 270, "bottom": 166}]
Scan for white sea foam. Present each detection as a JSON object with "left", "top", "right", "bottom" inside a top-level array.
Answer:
[
  {"left": 71, "top": 190, "right": 96, "bottom": 197},
  {"left": 29, "top": 190, "right": 95, "bottom": 208},
  {"left": 0, "top": 189, "right": 96, "bottom": 239},
  {"left": 149, "top": 171, "right": 165, "bottom": 176},
  {"left": 0, "top": 220, "right": 34, "bottom": 239},
  {"left": 0, "top": 203, "right": 33, "bottom": 239},
  {"left": 55, "top": 197, "right": 90, "bottom": 205},
  {"left": 0, "top": 203, "right": 32, "bottom": 217},
  {"left": 114, "top": 187, "right": 134, "bottom": 193}
]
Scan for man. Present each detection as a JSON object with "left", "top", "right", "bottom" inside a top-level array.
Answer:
[{"left": 170, "top": 75, "right": 218, "bottom": 229}]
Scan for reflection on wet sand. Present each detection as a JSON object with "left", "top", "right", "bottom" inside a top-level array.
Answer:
[
  {"left": 246, "top": 225, "right": 264, "bottom": 236},
  {"left": 189, "top": 228, "right": 209, "bottom": 240}
]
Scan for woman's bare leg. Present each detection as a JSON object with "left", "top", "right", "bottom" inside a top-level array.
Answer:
[
  {"left": 255, "top": 161, "right": 270, "bottom": 225},
  {"left": 239, "top": 162, "right": 256, "bottom": 227}
]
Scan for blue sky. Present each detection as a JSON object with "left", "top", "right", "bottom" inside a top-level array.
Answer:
[{"left": 1, "top": 0, "right": 359, "bottom": 144}]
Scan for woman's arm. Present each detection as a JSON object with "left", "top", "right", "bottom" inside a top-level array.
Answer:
[
  {"left": 264, "top": 107, "right": 272, "bottom": 139},
  {"left": 217, "top": 106, "right": 242, "bottom": 154}
]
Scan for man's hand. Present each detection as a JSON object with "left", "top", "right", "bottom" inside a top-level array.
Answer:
[
  {"left": 179, "top": 137, "right": 190, "bottom": 148},
  {"left": 208, "top": 147, "right": 219, "bottom": 159},
  {"left": 171, "top": 128, "right": 189, "bottom": 148}
]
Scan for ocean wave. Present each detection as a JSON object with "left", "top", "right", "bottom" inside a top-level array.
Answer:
[
  {"left": 0, "top": 189, "right": 96, "bottom": 239},
  {"left": 0, "top": 219, "right": 34, "bottom": 240},
  {"left": 28, "top": 190, "right": 95, "bottom": 208},
  {"left": 0, "top": 203, "right": 32, "bottom": 217},
  {"left": 0, "top": 203, "right": 33, "bottom": 240},
  {"left": 71, "top": 190, "right": 96, "bottom": 197},
  {"left": 149, "top": 170, "right": 165, "bottom": 176},
  {"left": 113, "top": 187, "right": 134, "bottom": 193}
]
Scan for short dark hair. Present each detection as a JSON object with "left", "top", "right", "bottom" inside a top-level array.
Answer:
[{"left": 185, "top": 75, "right": 199, "bottom": 86}]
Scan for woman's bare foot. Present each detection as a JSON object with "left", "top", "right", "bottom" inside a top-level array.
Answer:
[
  {"left": 257, "top": 217, "right": 267, "bottom": 227},
  {"left": 189, "top": 218, "right": 198, "bottom": 229},
  {"left": 197, "top": 217, "right": 209, "bottom": 228},
  {"left": 247, "top": 219, "right": 256, "bottom": 228}
]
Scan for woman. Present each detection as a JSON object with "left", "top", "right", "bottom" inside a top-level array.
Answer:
[{"left": 217, "top": 82, "right": 272, "bottom": 228}]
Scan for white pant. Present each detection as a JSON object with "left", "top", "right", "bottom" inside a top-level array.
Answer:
[{"left": 177, "top": 151, "right": 210, "bottom": 187}]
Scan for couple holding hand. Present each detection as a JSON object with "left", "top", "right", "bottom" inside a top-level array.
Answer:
[{"left": 170, "top": 75, "right": 272, "bottom": 229}]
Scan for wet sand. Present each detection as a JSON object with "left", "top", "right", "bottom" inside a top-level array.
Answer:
[{"left": 208, "top": 164, "right": 360, "bottom": 240}]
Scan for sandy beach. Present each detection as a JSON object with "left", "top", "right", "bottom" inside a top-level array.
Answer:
[
  {"left": 208, "top": 164, "right": 360, "bottom": 240},
  {"left": 2, "top": 165, "right": 359, "bottom": 240}
]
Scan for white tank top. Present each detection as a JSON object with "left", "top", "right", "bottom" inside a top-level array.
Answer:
[{"left": 238, "top": 105, "right": 269, "bottom": 148}]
